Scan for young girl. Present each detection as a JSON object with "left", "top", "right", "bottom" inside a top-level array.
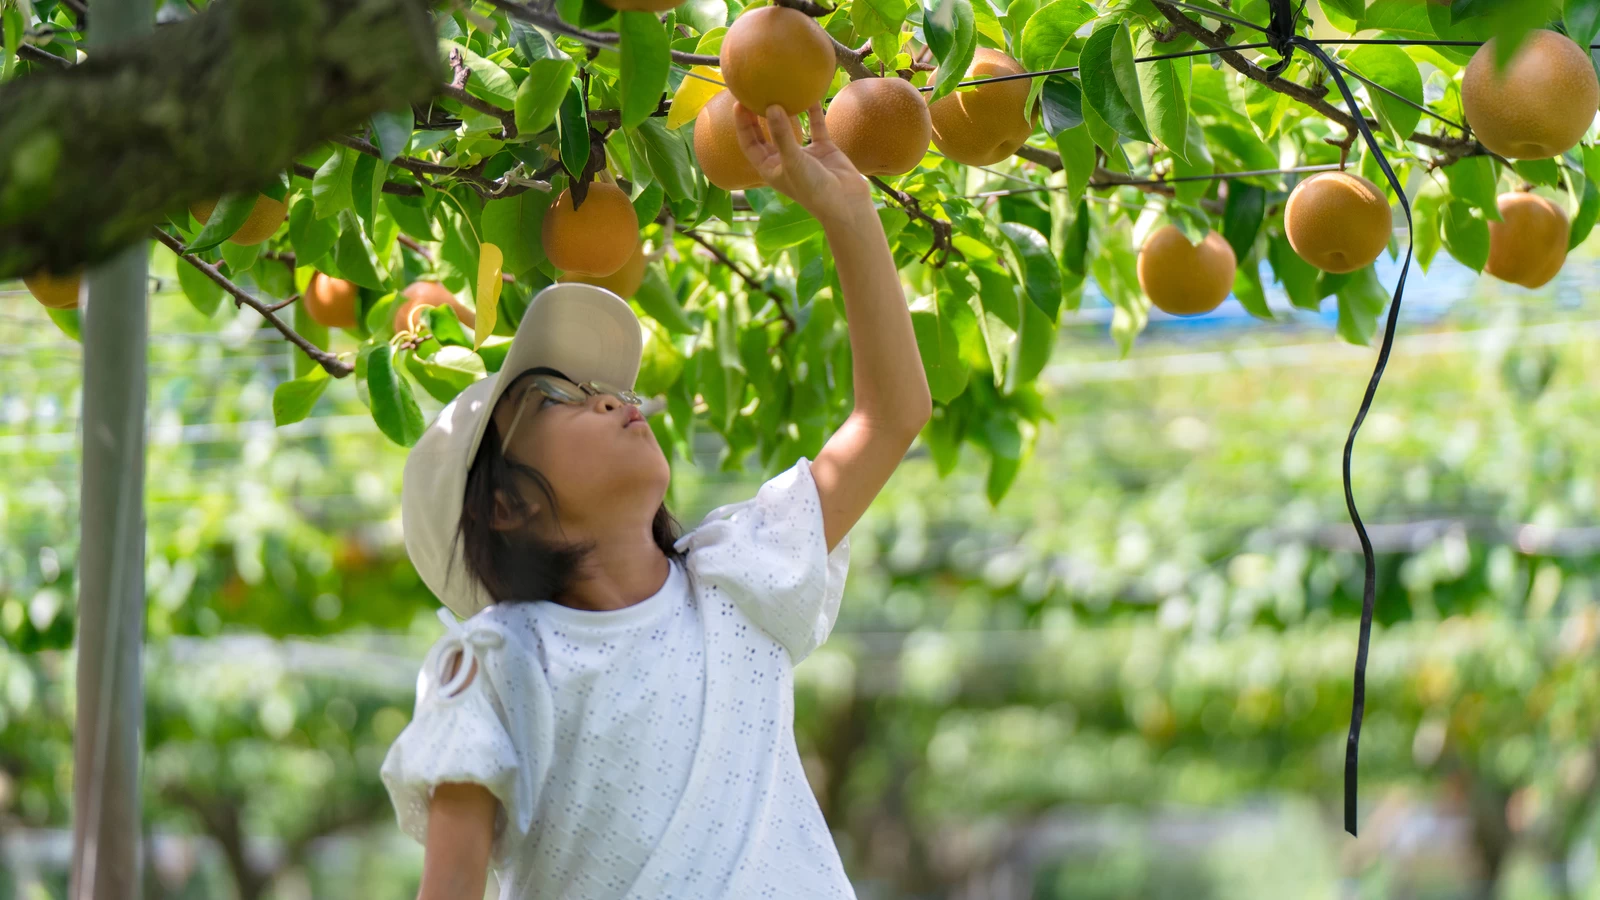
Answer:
[{"left": 381, "top": 100, "right": 932, "bottom": 899}]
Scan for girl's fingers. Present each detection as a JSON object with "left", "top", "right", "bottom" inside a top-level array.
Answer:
[
  {"left": 765, "top": 104, "right": 806, "bottom": 166},
  {"left": 732, "top": 102, "right": 777, "bottom": 170},
  {"left": 805, "top": 103, "right": 830, "bottom": 146}
]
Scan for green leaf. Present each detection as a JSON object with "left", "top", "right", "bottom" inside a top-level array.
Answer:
[
  {"left": 1268, "top": 233, "right": 1321, "bottom": 310},
  {"left": 386, "top": 191, "right": 440, "bottom": 242},
  {"left": 1570, "top": 173, "right": 1600, "bottom": 249},
  {"left": 2, "top": 7, "right": 21, "bottom": 83},
  {"left": 46, "top": 306, "right": 81, "bottom": 341},
  {"left": 482, "top": 189, "right": 551, "bottom": 277},
  {"left": 1080, "top": 22, "right": 1152, "bottom": 144},
  {"left": 1054, "top": 125, "right": 1096, "bottom": 208},
  {"left": 854, "top": 0, "right": 912, "bottom": 39},
  {"left": 620, "top": 12, "right": 670, "bottom": 129},
  {"left": 924, "top": 0, "right": 977, "bottom": 103},
  {"left": 514, "top": 58, "right": 577, "bottom": 135},
  {"left": 1413, "top": 188, "right": 1445, "bottom": 270},
  {"left": 635, "top": 264, "right": 698, "bottom": 334},
  {"left": 628, "top": 119, "right": 697, "bottom": 202},
  {"left": 557, "top": 78, "right": 590, "bottom": 181},
  {"left": 755, "top": 201, "right": 823, "bottom": 258},
  {"left": 443, "top": 40, "right": 518, "bottom": 109},
  {"left": 1334, "top": 265, "right": 1389, "bottom": 346},
  {"left": 911, "top": 302, "right": 970, "bottom": 403},
  {"left": 1345, "top": 45, "right": 1424, "bottom": 142},
  {"left": 371, "top": 108, "right": 414, "bottom": 162},
  {"left": 273, "top": 366, "right": 331, "bottom": 426},
  {"left": 333, "top": 210, "right": 385, "bottom": 289},
  {"left": 407, "top": 344, "right": 487, "bottom": 403},
  {"left": 351, "top": 154, "right": 386, "bottom": 234},
  {"left": 999, "top": 221, "right": 1061, "bottom": 321},
  {"left": 1019, "top": 0, "right": 1096, "bottom": 74},
  {"left": 220, "top": 239, "right": 261, "bottom": 274},
  {"left": 1233, "top": 254, "right": 1272, "bottom": 320},
  {"left": 1222, "top": 183, "right": 1266, "bottom": 261},
  {"left": 1322, "top": 0, "right": 1365, "bottom": 17},
  {"left": 367, "top": 345, "right": 427, "bottom": 446},
  {"left": 982, "top": 414, "right": 1022, "bottom": 505},
  {"left": 1009, "top": 292, "right": 1054, "bottom": 389},
  {"left": 175, "top": 254, "right": 224, "bottom": 317},
  {"left": 1135, "top": 30, "right": 1190, "bottom": 160},
  {"left": 312, "top": 147, "right": 357, "bottom": 220},
  {"left": 1039, "top": 76, "right": 1083, "bottom": 136},
  {"left": 427, "top": 304, "right": 475, "bottom": 347},
  {"left": 288, "top": 196, "right": 337, "bottom": 264},
  {"left": 190, "top": 194, "right": 257, "bottom": 253},
  {"left": 1442, "top": 199, "right": 1490, "bottom": 272},
  {"left": 1513, "top": 157, "right": 1562, "bottom": 188},
  {"left": 1567, "top": 0, "right": 1600, "bottom": 50},
  {"left": 1171, "top": 117, "right": 1214, "bottom": 205}
]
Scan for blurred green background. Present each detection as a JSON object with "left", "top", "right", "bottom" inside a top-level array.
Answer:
[{"left": 6, "top": 246, "right": 1600, "bottom": 899}]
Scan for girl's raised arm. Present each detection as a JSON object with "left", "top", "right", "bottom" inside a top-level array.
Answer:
[{"left": 734, "top": 102, "right": 934, "bottom": 552}]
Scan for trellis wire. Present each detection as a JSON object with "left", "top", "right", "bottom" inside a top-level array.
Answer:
[{"left": 958, "top": 163, "right": 1348, "bottom": 200}]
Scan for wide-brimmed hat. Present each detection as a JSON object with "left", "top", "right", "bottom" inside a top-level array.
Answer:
[{"left": 400, "top": 282, "right": 644, "bottom": 619}]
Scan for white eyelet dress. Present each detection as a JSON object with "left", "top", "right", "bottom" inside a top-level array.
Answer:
[{"left": 380, "top": 457, "right": 856, "bottom": 899}]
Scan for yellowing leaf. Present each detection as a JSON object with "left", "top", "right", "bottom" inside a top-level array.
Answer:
[
  {"left": 475, "top": 242, "right": 504, "bottom": 348},
  {"left": 667, "top": 67, "right": 725, "bottom": 130}
]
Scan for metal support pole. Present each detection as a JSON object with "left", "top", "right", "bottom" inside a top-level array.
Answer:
[{"left": 71, "top": 0, "right": 152, "bottom": 895}]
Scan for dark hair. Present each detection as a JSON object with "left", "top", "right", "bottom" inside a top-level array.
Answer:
[{"left": 452, "top": 376, "right": 688, "bottom": 606}]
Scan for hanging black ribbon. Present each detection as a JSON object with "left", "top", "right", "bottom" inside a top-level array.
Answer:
[{"left": 1262, "top": 0, "right": 1414, "bottom": 838}]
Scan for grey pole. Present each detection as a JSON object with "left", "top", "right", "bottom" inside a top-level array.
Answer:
[{"left": 71, "top": 0, "right": 153, "bottom": 895}]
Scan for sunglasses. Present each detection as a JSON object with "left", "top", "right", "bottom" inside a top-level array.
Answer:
[{"left": 500, "top": 368, "right": 644, "bottom": 455}]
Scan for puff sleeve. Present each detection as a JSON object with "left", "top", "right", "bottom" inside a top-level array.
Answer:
[
  {"left": 380, "top": 608, "right": 551, "bottom": 851},
  {"left": 675, "top": 456, "right": 851, "bottom": 665}
]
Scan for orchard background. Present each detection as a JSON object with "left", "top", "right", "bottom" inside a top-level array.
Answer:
[{"left": 7, "top": 0, "right": 1600, "bottom": 896}]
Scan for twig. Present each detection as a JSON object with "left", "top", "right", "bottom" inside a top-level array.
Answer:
[
  {"left": 773, "top": 0, "right": 835, "bottom": 16},
  {"left": 1150, "top": 1, "right": 1479, "bottom": 157},
  {"left": 397, "top": 234, "right": 434, "bottom": 260},
  {"left": 437, "top": 84, "right": 518, "bottom": 139},
  {"left": 151, "top": 230, "right": 353, "bottom": 377},
  {"left": 264, "top": 294, "right": 301, "bottom": 312},
  {"left": 17, "top": 43, "right": 72, "bottom": 68},
  {"left": 678, "top": 226, "right": 797, "bottom": 333},
  {"left": 290, "top": 162, "right": 425, "bottom": 197},
  {"left": 333, "top": 135, "right": 543, "bottom": 198},
  {"left": 486, "top": 0, "right": 719, "bottom": 66},
  {"left": 869, "top": 176, "right": 957, "bottom": 266}
]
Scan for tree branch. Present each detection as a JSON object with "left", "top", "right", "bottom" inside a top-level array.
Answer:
[
  {"left": 1150, "top": 1, "right": 1480, "bottom": 157},
  {"left": 487, "top": 0, "right": 719, "bottom": 66},
  {"left": 0, "top": 0, "right": 440, "bottom": 280},
  {"left": 290, "top": 162, "right": 423, "bottom": 197},
  {"left": 437, "top": 83, "right": 517, "bottom": 139},
  {"left": 333, "top": 134, "right": 547, "bottom": 198},
  {"left": 152, "top": 229, "right": 354, "bottom": 378},
  {"left": 679, "top": 226, "right": 796, "bottom": 333},
  {"left": 17, "top": 43, "right": 71, "bottom": 68},
  {"left": 870, "top": 176, "right": 958, "bottom": 266}
]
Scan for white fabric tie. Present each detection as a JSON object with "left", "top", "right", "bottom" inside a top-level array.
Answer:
[{"left": 433, "top": 607, "right": 506, "bottom": 698}]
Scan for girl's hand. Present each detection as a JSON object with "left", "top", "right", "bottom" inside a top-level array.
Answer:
[{"left": 734, "top": 102, "right": 874, "bottom": 226}]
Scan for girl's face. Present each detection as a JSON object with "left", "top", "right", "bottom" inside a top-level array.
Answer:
[{"left": 491, "top": 371, "right": 670, "bottom": 532}]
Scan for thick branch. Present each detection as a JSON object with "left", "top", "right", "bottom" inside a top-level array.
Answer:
[
  {"left": 0, "top": 0, "right": 440, "bottom": 280},
  {"left": 152, "top": 230, "right": 354, "bottom": 378},
  {"left": 1150, "top": 1, "right": 1479, "bottom": 157}
]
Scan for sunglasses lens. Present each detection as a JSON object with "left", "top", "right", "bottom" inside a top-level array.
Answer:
[{"left": 536, "top": 375, "right": 585, "bottom": 403}]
